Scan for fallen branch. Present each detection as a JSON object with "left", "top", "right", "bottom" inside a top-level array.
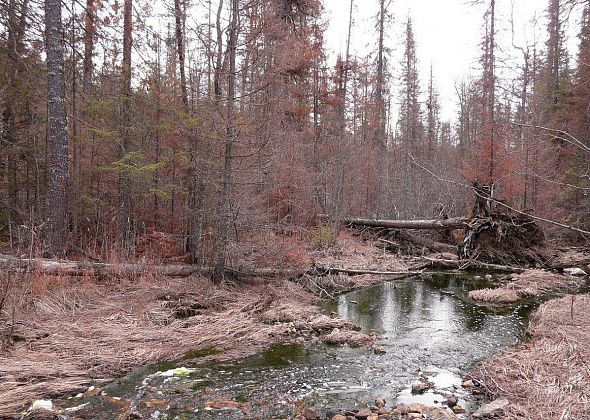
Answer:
[
  {"left": 421, "top": 257, "right": 525, "bottom": 273},
  {"left": 311, "top": 266, "right": 425, "bottom": 277}
]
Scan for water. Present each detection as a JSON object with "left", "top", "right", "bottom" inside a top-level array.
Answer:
[{"left": 60, "top": 274, "right": 537, "bottom": 419}]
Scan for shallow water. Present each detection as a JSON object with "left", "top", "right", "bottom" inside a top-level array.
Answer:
[{"left": 61, "top": 274, "right": 537, "bottom": 419}]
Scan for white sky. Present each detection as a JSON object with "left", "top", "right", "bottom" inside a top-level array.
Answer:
[{"left": 322, "top": 0, "right": 583, "bottom": 121}]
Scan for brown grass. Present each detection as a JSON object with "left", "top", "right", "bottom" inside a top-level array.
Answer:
[
  {"left": 468, "top": 269, "right": 586, "bottom": 306},
  {"left": 473, "top": 295, "right": 590, "bottom": 419},
  {"left": 0, "top": 274, "right": 326, "bottom": 417}
]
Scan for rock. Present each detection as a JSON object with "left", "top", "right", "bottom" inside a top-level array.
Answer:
[
  {"left": 29, "top": 400, "right": 53, "bottom": 412},
  {"left": 407, "top": 403, "right": 427, "bottom": 414},
  {"left": 331, "top": 416, "right": 347, "bottom": 420},
  {"left": 303, "top": 407, "right": 319, "bottom": 419},
  {"left": 205, "top": 400, "right": 249, "bottom": 412},
  {"left": 367, "top": 416, "right": 378, "bottom": 420},
  {"left": 355, "top": 408, "right": 373, "bottom": 419},
  {"left": 451, "top": 405, "right": 466, "bottom": 414},
  {"left": 397, "top": 404, "right": 409, "bottom": 415},
  {"left": 564, "top": 267, "right": 587, "bottom": 276},
  {"left": 461, "top": 379, "right": 475, "bottom": 388},
  {"left": 158, "top": 366, "right": 195, "bottom": 377},
  {"left": 373, "top": 346, "right": 387, "bottom": 355},
  {"left": 472, "top": 398, "right": 509, "bottom": 418},
  {"left": 143, "top": 399, "right": 169, "bottom": 409},
  {"left": 83, "top": 385, "right": 102, "bottom": 397},
  {"left": 429, "top": 407, "right": 458, "bottom": 420},
  {"left": 323, "top": 329, "right": 372, "bottom": 347},
  {"left": 444, "top": 396, "right": 459, "bottom": 407},
  {"left": 411, "top": 379, "right": 433, "bottom": 394},
  {"left": 375, "top": 397, "right": 386, "bottom": 408},
  {"left": 474, "top": 276, "right": 482, "bottom": 280},
  {"left": 407, "top": 414, "right": 423, "bottom": 419},
  {"left": 485, "top": 274, "right": 493, "bottom": 280}
]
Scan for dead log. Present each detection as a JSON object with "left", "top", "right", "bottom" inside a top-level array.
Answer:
[
  {"left": 311, "top": 266, "right": 424, "bottom": 277},
  {"left": 421, "top": 257, "right": 525, "bottom": 273},
  {"left": 0, "top": 254, "right": 296, "bottom": 278},
  {"left": 336, "top": 216, "right": 468, "bottom": 230}
]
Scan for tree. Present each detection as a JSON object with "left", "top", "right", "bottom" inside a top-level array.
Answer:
[
  {"left": 397, "top": 16, "right": 422, "bottom": 157},
  {"left": 425, "top": 65, "right": 440, "bottom": 157},
  {"left": 117, "top": 0, "right": 134, "bottom": 255},
  {"left": 45, "top": 0, "right": 69, "bottom": 255},
  {"left": 212, "top": 0, "right": 239, "bottom": 282}
]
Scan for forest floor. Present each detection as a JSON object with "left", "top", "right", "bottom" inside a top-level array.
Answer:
[{"left": 0, "top": 232, "right": 415, "bottom": 418}]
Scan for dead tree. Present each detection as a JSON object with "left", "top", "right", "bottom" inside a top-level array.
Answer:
[{"left": 45, "top": 0, "right": 69, "bottom": 255}]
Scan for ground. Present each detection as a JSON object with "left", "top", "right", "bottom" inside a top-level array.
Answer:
[
  {"left": 472, "top": 295, "right": 590, "bottom": 419},
  {"left": 0, "top": 232, "right": 418, "bottom": 418},
  {"left": 1, "top": 231, "right": 588, "bottom": 419}
]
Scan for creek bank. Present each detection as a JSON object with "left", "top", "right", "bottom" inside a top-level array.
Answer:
[
  {"left": 471, "top": 295, "right": 590, "bottom": 419},
  {"left": 0, "top": 274, "right": 378, "bottom": 418},
  {"left": 468, "top": 269, "right": 588, "bottom": 306}
]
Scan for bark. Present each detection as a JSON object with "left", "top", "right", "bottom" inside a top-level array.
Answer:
[
  {"left": 174, "top": 0, "right": 188, "bottom": 109},
  {"left": 45, "top": 0, "right": 69, "bottom": 255},
  {"left": 82, "top": 0, "right": 95, "bottom": 96},
  {"left": 212, "top": 0, "right": 238, "bottom": 282},
  {"left": 117, "top": 0, "right": 134, "bottom": 255},
  {"left": 331, "top": 216, "right": 468, "bottom": 230}
]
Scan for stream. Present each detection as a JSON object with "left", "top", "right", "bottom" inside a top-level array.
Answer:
[{"left": 61, "top": 274, "right": 539, "bottom": 419}]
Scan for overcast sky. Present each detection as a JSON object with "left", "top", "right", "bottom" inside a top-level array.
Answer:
[{"left": 322, "top": 0, "right": 582, "bottom": 121}]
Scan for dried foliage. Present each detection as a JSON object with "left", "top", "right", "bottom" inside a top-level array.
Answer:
[
  {"left": 0, "top": 269, "right": 370, "bottom": 417},
  {"left": 473, "top": 295, "right": 590, "bottom": 419},
  {"left": 468, "top": 269, "right": 586, "bottom": 306}
]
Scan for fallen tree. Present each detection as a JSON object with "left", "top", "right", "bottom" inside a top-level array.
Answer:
[
  {"left": 0, "top": 254, "right": 426, "bottom": 280},
  {"left": 0, "top": 254, "right": 295, "bottom": 278},
  {"left": 336, "top": 216, "right": 468, "bottom": 230}
]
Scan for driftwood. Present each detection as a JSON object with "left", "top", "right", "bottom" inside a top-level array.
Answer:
[{"left": 338, "top": 216, "right": 468, "bottom": 230}]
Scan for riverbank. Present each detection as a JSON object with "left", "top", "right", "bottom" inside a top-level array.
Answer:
[
  {"left": 468, "top": 269, "right": 587, "bottom": 306},
  {"left": 472, "top": 294, "right": 590, "bottom": 419},
  {"left": 0, "top": 233, "right": 415, "bottom": 418}
]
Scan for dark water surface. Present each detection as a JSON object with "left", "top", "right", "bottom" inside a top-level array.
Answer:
[{"left": 61, "top": 274, "right": 537, "bottom": 419}]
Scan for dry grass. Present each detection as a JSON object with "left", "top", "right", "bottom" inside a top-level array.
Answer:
[
  {"left": 0, "top": 274, "right": 323, "bottom": 417},
  {"left": 473, "top": 295, "right": 590, "bottom": 419},
  {"left": 468, "top": 269, "right": 586, "bottom": 306}
]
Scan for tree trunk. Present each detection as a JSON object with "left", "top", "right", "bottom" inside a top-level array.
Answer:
[
  {"left": 82, "top": 0, "right": 95, "bottom": 96},
  {"left": 45, "top": 0, "right": 69, "bottom": 255},
  {"left": 212, "top": 0, "right": 238, "bottom": 282},
  {"left": 117, "top": 0, "right": 134, "bottom": 256},
  {"left": 331, "top": 216, "right": 467, "bottom": 230}
]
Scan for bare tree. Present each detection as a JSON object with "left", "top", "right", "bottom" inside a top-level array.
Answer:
[
  {"left": 45, "top": 0, "right": 69, "bottom": 255},
  {"left": 117, "top": 0, "right": 134, "bottom": 255},
  {"left": 212, "top": 0, "right": 239, "bottom": 282}
]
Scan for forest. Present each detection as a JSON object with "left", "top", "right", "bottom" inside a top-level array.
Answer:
[{"left": 1, "top": 0, "right": 589, "bottom": 419}]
